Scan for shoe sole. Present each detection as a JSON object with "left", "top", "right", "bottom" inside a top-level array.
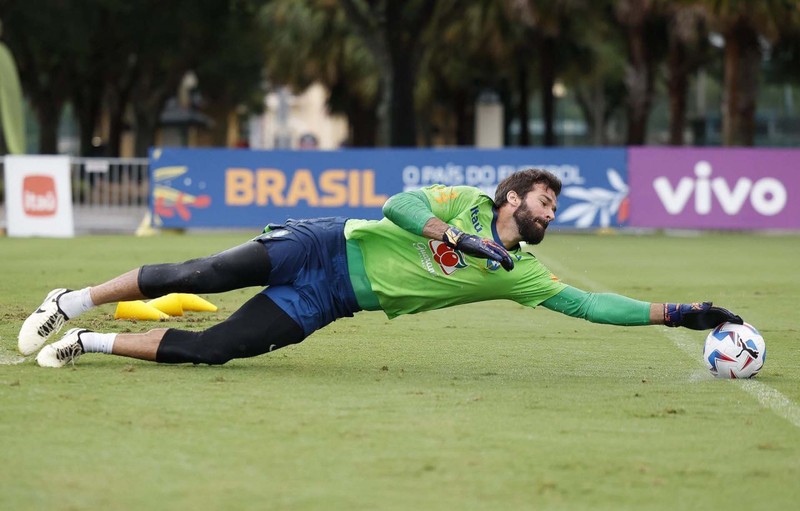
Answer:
[{"left": 18, "top": 289, "right": 69, "bottom": 355}]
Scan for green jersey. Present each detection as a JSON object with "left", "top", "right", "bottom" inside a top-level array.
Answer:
[{"left": 344, "top": 185, "right": 566, "bottom": 318}]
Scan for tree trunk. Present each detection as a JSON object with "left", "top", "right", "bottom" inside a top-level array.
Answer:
[
  {"left": 667, "top": 40, "right": 688, "bottom": 145},
  {"left": 388, "top": 43, "right": 417, "bottom": 146},
  {"left": 575, "top": 82, "right": 607, "bottom": 146},
  {"left": 722, "top": 17, "right": 760, "bottom": 146},
  {"left": 348, "top": 100, "right": 378, "bottom": 147},
  {"left": 133, "top": 107, "right": 159, "bottom": 158},
  {"left": 133, "top": 91, "right": 169, "bottom": 157},
  {"left": 455, "top": 90, "right": 475, "bottom": 147},
  {"left": 104, "top": 83, "right": 128, "bottom": 157},
  {"left": 204, "top": 102, "right": 233, "bottom": 147},
  {"left": 36, "top": 101, "right": 61, "bottom": 154},
  {"left": 592, "top": 81, "right": 606, "bottom": 146},
  {"left": 72, "top": 71, "right": 105, "bottom": 155},
  {"left": 514, "top": 58, "right": 530, "bottom": 146},
  {"left": 540, "top": 36, "right": 557, "bottom": 146},
  {"left": 107, "top": 103, "right": 126, "bottom": 157},
  {"left": 130, "top": 70, "right": 174, "bottom": 157},
  {"left": 76, "top": 102, "right": 100, "bottom": 156},
  {"left": 624, "top": 22, "right": 652, "bottom": 145},
  {"left": 376, "top": 59, "right": 392, "bottom": 146}
]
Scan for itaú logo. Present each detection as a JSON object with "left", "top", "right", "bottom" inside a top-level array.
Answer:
[
  {"left": 653, "top": 161, "right": 787, "bottom": 216},
  {"left": 22, "top": 175, "right": 58, "bottom": 216}
]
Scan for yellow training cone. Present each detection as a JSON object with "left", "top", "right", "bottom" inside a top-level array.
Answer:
[
  {"left": 177, "top": 293, "right": 218, "bottom": 312},
  {"left": 148, "top": 293, "right": 184, "bottom": 316},
  {"left": 114, "top": 300, "right": 170, "bottom": 321}
]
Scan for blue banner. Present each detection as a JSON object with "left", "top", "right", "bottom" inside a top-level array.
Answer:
[{"left": 149, "top": 147, "right": 628, "bottom": 229}]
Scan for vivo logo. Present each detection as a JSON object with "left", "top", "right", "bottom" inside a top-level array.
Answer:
[{"left": 653, "top": 161, "right": 787, "bottom": 216}]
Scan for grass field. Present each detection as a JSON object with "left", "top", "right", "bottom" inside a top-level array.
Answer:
[{"left": 1, "top": 230, "right": 798, "bottom": 511}]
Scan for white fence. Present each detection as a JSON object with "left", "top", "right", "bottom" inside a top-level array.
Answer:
[{"left": 0, "top": 157, "right": 149, "bottom": 233}]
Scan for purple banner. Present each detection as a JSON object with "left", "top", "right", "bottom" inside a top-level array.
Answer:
[{"left": 628, "top": 148, "right": 799, "bottom": 229}]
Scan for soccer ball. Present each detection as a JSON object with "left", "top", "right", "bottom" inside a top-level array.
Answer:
[{"left": 703, "top": 322, "right": 766, "bottom": 379}]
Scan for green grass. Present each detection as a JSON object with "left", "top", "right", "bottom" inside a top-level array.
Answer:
[{"left": 1, "top": 231, "right": 799, "bottom": 511}]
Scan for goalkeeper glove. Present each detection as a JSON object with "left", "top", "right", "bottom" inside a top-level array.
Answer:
[
  {"left": 442, "top": 226, "right": 514, "bottom": 271},
  {"left": 663, "top": 302, "right": 743, "bottom": 330}
]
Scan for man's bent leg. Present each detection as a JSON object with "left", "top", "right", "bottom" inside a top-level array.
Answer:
[
  {"left": 138, "top": 241, "right": 271, "bottom": 298},
  {"left": 88, "top": 241, "right": 272, "bottom": 304},
  {"left": 21, "top": 240, "right": 273, "bottom": 356},
  {"left": 156, "top": 294, "right": 304, "bottom": 365},
  {"left": 38, "top": 295, "right": 304, "bottom": 367}
]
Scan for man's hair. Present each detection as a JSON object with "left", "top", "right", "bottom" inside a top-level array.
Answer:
[{"left": 493, "top": 168, "right": 562, "bottom": 207}]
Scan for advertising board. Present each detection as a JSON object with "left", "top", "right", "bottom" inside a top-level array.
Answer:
[
  {"left": 149, "top": 147, "right": 628, "bottom": 230},
  {"left": 628, "top": 148, "right": 798, "bottom": 229}
]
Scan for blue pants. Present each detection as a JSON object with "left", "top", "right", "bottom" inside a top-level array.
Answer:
[{"left": 254, "top": 218, "right": 361, "bottom": 336}]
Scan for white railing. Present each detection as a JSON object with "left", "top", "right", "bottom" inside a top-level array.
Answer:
[{"left": 69, "top": 157, "right": 150, "bottom": 208}]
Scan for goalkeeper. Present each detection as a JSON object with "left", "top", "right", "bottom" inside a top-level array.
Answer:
[{"left": 19, "top": 169, "right": 743, "bottom": 368}]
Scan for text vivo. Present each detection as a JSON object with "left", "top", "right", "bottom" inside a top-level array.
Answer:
[{"left": 653, "top": 161, "right": 787, "bottom": 216}]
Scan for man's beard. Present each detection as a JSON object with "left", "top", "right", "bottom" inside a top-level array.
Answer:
[{"left": 513, "top": 201, "right": 548, "bottom": 244}]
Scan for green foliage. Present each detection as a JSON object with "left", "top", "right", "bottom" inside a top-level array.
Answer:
[
  {"left": 1, "top": 0, "right": 799, "bottom": 147},
  {"left": 767, "top": 29, "right": 800, "bottom": 84},
  {"left": 260, "top": 0, "right": 378, "bottom": 106},
  {"left": 0, "top": 0, "right": 268, "bottom": 155},
  {"left": 1, "top": 231, "right": 799, "bottom": 510}
]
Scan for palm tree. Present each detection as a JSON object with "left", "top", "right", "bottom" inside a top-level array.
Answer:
[
  {"left": 665, "top": 2, "right": 711, "bottom": 145},
  {"left": 260, "top": 0, "right": 380, "bottom": 146},
  {"left": 418, "top": 0, "right": 517, "bottom": 146},
  {"left": 704, "top": 0, "right": 796, "bottom": 146},
  {"left": 509, "top": 0, "right": 589, "bottom": 146},
  {"left": 568, "top": 9, "right": 627, "bottom": 145},
  {"left": 614, "top": 0, "right": 669, "bottom": 145},
  {"left": 338, "top": 0, "right": 445, "bottom": 146}
]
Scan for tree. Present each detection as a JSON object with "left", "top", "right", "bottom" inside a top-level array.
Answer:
[
  {"left": 338, "top": 0, "right": 450, "bottom": 146},
  {"left": 0, "top": 0, "right": 268, "bottom": 156},
  {"left": 92, "top": 0, "right": 265, "bottom": 156},
  {"left": 614, "top": 0, "right": 669, "bottom": 145},
  {"left": 705, "top": 0, "right": 797, "bottom": 146},
  {"left": 420, "top": 0, "right": 595, "bottom": 148},
  {"left": 259, "top": 0, "right": 380, "bottom": 147},
  {"left": 192, "top": 0, "right": 267, "bottom": 147},
  {"left": 63, "top": 0, "right": 120, "bottom": 156},
  {"left": 665, "top": 2, "right": 711, "bottom": 145},
  {"left": 0, "top": 0, "right": 75, "bottom": 153},
  {"left": 418, "top": 0, "right": 514, "bottom": 146},
  {"left": 568, "top": 8, "right": 627, "bottom": 145},
  {"left": 509, "top": 0, "right": 590, "bottom": 147},
  {"left": 767, "top": 26, "right": 800, "bottom": 86}
]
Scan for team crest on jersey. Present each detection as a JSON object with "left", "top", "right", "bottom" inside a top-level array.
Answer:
[{"left": 429, "top": 240, "right": 467, "bottom": 275}]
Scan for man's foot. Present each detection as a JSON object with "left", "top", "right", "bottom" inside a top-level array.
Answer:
[
  {"left": 36, "top": 328, "right": 89, "bottom": 368},
  {"left": 18, "top": 289, "right": 71, "bottom": 355}
]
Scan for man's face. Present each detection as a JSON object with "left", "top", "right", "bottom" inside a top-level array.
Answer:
[{"left": 512, "top": 183, "right": 557, "bottom": 245}]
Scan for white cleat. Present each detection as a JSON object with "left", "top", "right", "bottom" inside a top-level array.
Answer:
[
  {"left": 18, "top": 288, "right": 71, "bottom": 355},
  {"left": 36, "top": 328, "right": 89, "bottom": 368}
]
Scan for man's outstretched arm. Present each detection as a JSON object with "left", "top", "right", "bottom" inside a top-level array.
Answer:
[{"left": 542, "top": 286, "right": 743, "bottom": 330}]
